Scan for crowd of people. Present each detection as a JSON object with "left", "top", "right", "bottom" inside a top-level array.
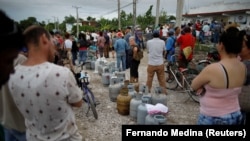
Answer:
[{"left": 1, "top": 8, "right": 250, "bottom": 141}]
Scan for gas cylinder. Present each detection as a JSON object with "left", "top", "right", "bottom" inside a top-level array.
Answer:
[
  {"left": 139, "top": 84, "right": 152, "bottom": 104},
  {"left": 115, "top": 71, "right": 126, "bottom": 80},
  {"left": 139, "top": 84, "right": 149, "bottom": 94},
  {"left": 137, "top": 95, "right": 150, "bottom": 125},
  {"left": 151, "top": 86, "right": 167, "bottom": 106},
  {"left": 127, "top": 84, "right": 136, "bottom": 98},
  {"left": 98, "top": 61, "right": 105, "bottom": 76},
  {"left": 116, "top": 86, "right": 132, "bottom": 115},
  {"left": 154, "top": 114, "right": 167, "bottom": 125},
  {"left": 107, "top": 61, "right": 116, "bottom": 70},
  {"left": 129, "top": 92, "right": 143, "bottom": 120},
  {"left": 85, "top": 61, "right": 92, "bottom": 70},
  {"left": 109, "top": 76, "right": 122, "bottom": 102},
  {"left": 90, "top": 60, "right": 95, "bottom": 70},
  {"left": 102, "top": 72, "right": 110, "bottom": 87},
  {"left": 94, "top": 58, "right": 100, "bottom": 73},
  {"left": 145, "top": 114, "right": 167, "bottom": 125},
  {"left": 145, "top": 114, "right": 158, "bottom": 125}
]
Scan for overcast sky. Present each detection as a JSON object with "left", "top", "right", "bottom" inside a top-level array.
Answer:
[{"left": 0, "top": 0, "right": 245, "bottom": 23}]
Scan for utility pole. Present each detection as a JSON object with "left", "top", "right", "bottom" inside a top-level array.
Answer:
[
  {"left": 46, "top": 19, "right": 50, "bottom": 30},
  {"left": 155, "top": 0, "right": 160, "bottom": 29},
  {"left": 73, "top": 6, "right": 81, "bottom": 36},
  {"left": 133, "top": 0, "right": 136, "bottom": 35},
  {"left": 118, "top": 0, "right": 121, "bottom": 30},
  {"left": 52, "top": 16, "right": 57, "bottom": 31},
  {"left": 57, "top": 17, "right": 59, "bottom": 31},
  {"left": 176, "top": 0, "right": 184, "bottom": 29}
]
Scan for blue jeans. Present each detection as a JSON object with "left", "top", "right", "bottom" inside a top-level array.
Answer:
[
  {"left": 197, "top": 111, "right": 243, "bottom": 125},
  {"left": 212, "top": 31, "right": 219, "bottom": 44},
  {"left": 166, "top": 50, "right": 175, "bottom": 62},
  {"left": 72, "top": 51, "right": 78, "bottom": 65},
  {"left": 4, "top": 127, "right": 26, "bottom": 141},
  {"left": 78, "top": 50, "right": 87, "bottom": 64},
  {"left": 116, "top": 52, "right": 126, "bottom": 71}
]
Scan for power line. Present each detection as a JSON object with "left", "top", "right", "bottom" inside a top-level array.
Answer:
[{"left": 99, "top": 1, "right": 139, "bottom": 18}]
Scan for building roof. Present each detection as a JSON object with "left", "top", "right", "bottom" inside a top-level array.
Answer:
[{"left": 183, "top": 1, "right": 250, "bottom": 17}]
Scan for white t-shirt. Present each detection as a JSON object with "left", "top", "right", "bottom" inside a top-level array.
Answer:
[
  {"left": 64, "top": 39, "right": 72, "bottom": 49},
  {"left": 8, "top": 62, "right": 82, "bottom": 141},
  {"left": 91, "top": 33, "right": 98, "bottom": 42},
  {"left": 147, "top": 38, "right": 166, "bottom": 66},
  {"left": 162, "top": 28, "right": 168, "bottom": 37}
]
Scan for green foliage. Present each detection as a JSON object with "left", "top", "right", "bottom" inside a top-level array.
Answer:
[
  {"left": 87, "top": 16, "right": 96, "bottom": 21},
  {"left": 16, "top": 5, "right": 176, "bottom": 34},
  {"left": 45, "top": 23, "right": 55, "bottom": 31},
  {"left": 19, "top": 17, "right": 38, "bottom": 30},
  {"left": 64, "top": 15, "right": 76, "bottom": 23}
]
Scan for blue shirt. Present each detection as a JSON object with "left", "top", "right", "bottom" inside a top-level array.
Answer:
[{"left": 114, "top": 38, "right": 129, "bottom": 53}]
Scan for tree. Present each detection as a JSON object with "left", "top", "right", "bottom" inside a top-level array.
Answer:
[
  {"left": 137, "top": 5, "right": 154, "bottom": 30},
  {"left": 19, "top": 17, "right": 38, "bottom": 30},
  {"left": 86, "top": 16, "right": 95, "bottom": 21},
  {"left": 64, "top": 15, "right": 76, "bottom": 24},
  {"left": 97, "top": 18, "right": 111, "bottom": 31},
  {"left": 159, "top": 10, "right": 167, "bottom": 25}
]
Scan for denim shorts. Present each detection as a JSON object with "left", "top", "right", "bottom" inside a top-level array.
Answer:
[{"left": 197, "top": 111, "right": 243, "bottom": 125}]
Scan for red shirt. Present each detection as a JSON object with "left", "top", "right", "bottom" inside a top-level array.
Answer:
[
  {"left": 177, "top": 33, "right": 195, "bottom": 60},
  {"left": 195, "top": 23, "right": 202, "bottom": 31}
]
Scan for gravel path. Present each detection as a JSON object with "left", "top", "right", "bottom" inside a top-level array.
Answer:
[{"left": 73, "top": 50, "right": 202, "bottom": 141}]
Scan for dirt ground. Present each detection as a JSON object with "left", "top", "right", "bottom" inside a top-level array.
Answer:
[{"left": 73, "top": 49, "right": 203, "bottom": 141}]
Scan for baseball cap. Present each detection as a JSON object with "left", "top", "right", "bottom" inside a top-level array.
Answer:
[
  {"left": 153, "top": 30, "right": 160, "bottom": 37},
  {"left": 117, "top": 32, "right": 123, "bottom": 37},
  {"left": 168, "top": 29, "right": 174, "bottom": 36}
]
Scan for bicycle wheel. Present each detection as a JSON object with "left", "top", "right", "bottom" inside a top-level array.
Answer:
[
  {"left": 196, "top": 61, "right": 211, "bottom": 73},
  {"left": 86, "top": 89, "right": 98, "bottom": 119},
  {"left": 165, "top": 70, "right": 178, "bottom": 90},
  {"left": 184, "top": 72, "right": 199, "bottom": 103}
]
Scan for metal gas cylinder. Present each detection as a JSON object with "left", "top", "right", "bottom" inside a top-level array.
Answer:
[
  {"left": 129, "top": 92, "right": 143, "bottom": 120},
  {"left": 145, "top": 114, "right": 167, "bottom": 125},
  {"left": 98, "top": 61, "right": 105, "bottom": 76},
  {"left": 139, "top": 84, "right": 152, "bottom": 104},
  {"left": 117, "top": 85, "right": 132, "bottom": 115},
  {"left": 102, "top": 71, "right": 111, "bottom": 87},
  {"left": 94, "top": 58, "right": 101, "bottom": 73},
  {"left": 154, "top": 114, "right": 167, "bottom": 125},
  {"left": 114, "top": 71, "right": 126, "bottom": 80},
  {"left": 108, "top": 61, "right": 118, "bottom": 74},
  {"left": 145, "top": 114, "right": 158, "bottom": 125},
  {"left": 109, "top": 76, "right": 122, "bottom": 102},
  {"left": 137, "top": 95, "right": 150, "bottom": 125},
  {"left": 85, "top": 61, "right": 92, "bottom": 70},
  {"left": 127, "top": 84, "right": 136, "bottom": 98},
  {"left": 151, "top": 86, "right": 167, "bottom": 106},
  {"left": 91, "top": 60, "right": 95, "bottom": 70},
  {"left": 139, "top": 84, "right": 149, "bottom": 94}
]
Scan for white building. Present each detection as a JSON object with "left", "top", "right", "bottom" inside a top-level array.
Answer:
[{"left": 182, "top": 1, "right": 250, "bottom": 30}]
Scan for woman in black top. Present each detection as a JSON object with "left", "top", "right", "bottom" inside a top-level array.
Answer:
[{"left": 71, "top": 37, "right": 78, "bottom": 65}]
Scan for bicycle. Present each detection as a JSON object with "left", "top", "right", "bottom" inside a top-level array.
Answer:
[
  {"left": 165, "top": 54, "right": 210, "bottom": 103},
  {"left": 76, "top": 71, "right": 99, "bottom": 119}
]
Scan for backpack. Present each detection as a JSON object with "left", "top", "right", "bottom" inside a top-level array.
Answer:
[{"left": 133, "top": 46, "right": 143, "bottom": 61}]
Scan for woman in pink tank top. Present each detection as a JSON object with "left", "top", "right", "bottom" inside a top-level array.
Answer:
[{"left": 191, "top": 25, "right": 245, "bottom": 125}]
